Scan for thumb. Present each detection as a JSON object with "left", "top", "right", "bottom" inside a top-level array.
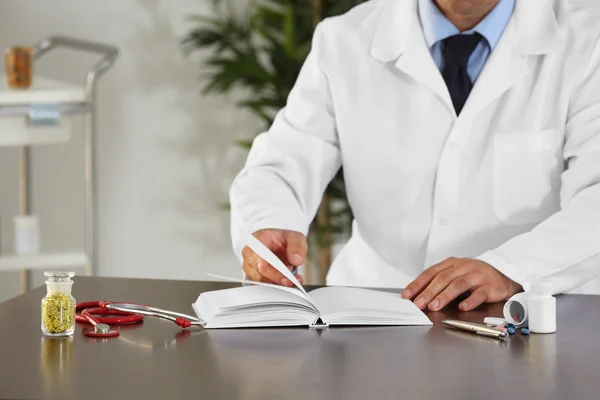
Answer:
[{"left": 284, "top": 231, "right": 308, "bottom": 266}]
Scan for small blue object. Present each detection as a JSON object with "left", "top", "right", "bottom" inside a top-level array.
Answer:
[
  {"left": 507, "top": 327, "right": 515, "bottom": 335},
  {"left": 27, "top": 103, "right": 61, "bottom": 126},
  {"left": 505, "top": 323, "right": 516, "bottom": 329},
  {"left": 521, "top": 328, "right": 530, "bottom": 335}
]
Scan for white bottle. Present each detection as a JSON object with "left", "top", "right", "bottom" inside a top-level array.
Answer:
[
  {"left": 528, "top": 279, "right": 556, "bottom": 333},
  {"left": 14, "top": 215, "right": 40, "bottom": 254}
]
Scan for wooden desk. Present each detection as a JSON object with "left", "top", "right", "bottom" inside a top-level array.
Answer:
[{"left": 0, "top": 277, "right": 598, "bottom": 400}]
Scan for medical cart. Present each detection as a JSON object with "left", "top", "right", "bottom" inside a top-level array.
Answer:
[{"left": 0, "top": 36, "right": 118, "bottom": 293}]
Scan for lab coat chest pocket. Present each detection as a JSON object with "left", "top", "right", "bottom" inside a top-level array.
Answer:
[{"left": 492, "top": 129, "right": 562, "bottom": 225}]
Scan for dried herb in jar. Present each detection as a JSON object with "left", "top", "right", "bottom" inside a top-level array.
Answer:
[{"left": 41, "top": 293, "right": 75, "bottom": 334}]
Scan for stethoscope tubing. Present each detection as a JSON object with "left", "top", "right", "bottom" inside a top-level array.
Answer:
[
  {"left": 75, "top": 301, "right": 144, "bottom": 325},
  {"left": 104, "top": 303, "right": 202, "bottom": 324},
  {"left": 75, "top": 301, "right": 204, "bottom": 329}
]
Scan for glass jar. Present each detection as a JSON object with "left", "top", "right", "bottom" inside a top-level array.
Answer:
[
  {"left": 4, "top": 46, "right": 33, "bottom": 89},
  {"left": 41, "top": 271, "right": 76, "bottom": 337}
]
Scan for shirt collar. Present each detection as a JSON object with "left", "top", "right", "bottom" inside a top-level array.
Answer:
[{"left": 418, "top": 0, "right": 516, "bottom": 50}]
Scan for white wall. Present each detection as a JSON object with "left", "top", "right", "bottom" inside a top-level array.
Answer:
[{"left": 0, "top": 0, "right": 260, "bottom": 302}]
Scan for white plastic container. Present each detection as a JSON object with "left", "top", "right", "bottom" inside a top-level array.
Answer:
[
  {"left": 503, "top": 292, "right": 529, "bottom": 327},
  {"left": 14, "top": 215, "right": 40, "bottom": 254},
  {"left": 528, "top": 280, "right": 556, "bottom": 334}
]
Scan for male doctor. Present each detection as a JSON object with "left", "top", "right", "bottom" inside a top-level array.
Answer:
[{"left": 229, "top": 0, "right": 600, "bottom": 312}]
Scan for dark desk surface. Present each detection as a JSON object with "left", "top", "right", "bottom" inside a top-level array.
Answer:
[{"left": 0, "top": 277, "right": 598, "bottom": 400}]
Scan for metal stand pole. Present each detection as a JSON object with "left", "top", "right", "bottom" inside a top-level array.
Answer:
[
  {"left": 18, "top": 146, "right": 31, "bottom": 293},
  {"left": 83, "top": 95, "right": 95, "bottom": 276},
  {"left": 31, "top": 35, "right": 118, "bottom": 278}
]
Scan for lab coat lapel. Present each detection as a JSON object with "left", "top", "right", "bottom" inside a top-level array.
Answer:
[
  {"left": 395, "top": 31, "right": 453, "bottom": 111},
  {"left": 459, "top": 21, "right": 529, "bottom": 118},
  {"left": 370, "top": 0, "right": 453, "bottom": 112},
  {"left": 461, "top": 0, "right": 562, "bottom": 117}
]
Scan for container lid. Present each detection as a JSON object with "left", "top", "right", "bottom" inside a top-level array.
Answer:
[
  {"left": 529, "top": 279, "right": 553, "bottom": 296},
  {"left": 44, "top": 271, "right": 75, "bottom": 282}
]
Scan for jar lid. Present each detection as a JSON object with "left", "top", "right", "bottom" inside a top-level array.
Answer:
[{"left": 44, "top": 271, "right": 75, "bottom": 281}]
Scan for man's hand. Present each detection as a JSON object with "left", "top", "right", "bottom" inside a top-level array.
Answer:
[
  {"left": 401, "top": 258, "right": 522, "bottom": 312},
  {"left": 242, "top": 229, "right": 307, "bottom": 287}
]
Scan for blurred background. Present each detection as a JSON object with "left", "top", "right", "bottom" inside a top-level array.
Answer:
[
  {"left": 3, "top": 0, "right": 596, "bottom": 302},
  {"left": 0, "top": 0, "right": 363, "bottom": 302}
]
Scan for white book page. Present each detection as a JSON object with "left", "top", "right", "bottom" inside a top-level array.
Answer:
[
  {"left": 308, "top": 287, "right": 431, "bottom": 324},
  {"left": 206, "top": 273, "right": 316, "bottom": 310},
  {"left": 198, "top": 285, "right": 316, "bottom": 311},
  {"left": 194, "top": 285, "right": 318, "bottom": 328}
]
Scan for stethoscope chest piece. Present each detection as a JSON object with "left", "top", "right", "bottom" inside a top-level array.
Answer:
[{"left": 84, "top": 323, "right": 119, "bottom": 338}]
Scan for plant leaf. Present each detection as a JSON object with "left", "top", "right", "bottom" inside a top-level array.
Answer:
[
  {"left": 235, "top": 139, "right": 255, "bottom": 150},
  {"left": 282, "top": 1, "right": 296, "bottom": 56},
  {"left": 182, "top": 0, "right": 368, "bottom": 248},
  {"left": 217, "top": 202, "right": 231, "bottom": 211}
]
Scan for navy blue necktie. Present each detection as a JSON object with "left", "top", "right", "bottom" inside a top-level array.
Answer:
[{"left": 441, "top": 33, "right": 482, "bottom": 115}]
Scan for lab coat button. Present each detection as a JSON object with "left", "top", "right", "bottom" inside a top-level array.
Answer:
[
  {"left": 448, "top": 142, "right": 457, "bottom": 149},
  {"left": 439, "top": 218, "right": 448, "bottom": 226}
]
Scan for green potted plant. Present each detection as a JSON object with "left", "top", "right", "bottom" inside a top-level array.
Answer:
[{"left": 182, "top": 0, "right": 364, "bottom": 283}]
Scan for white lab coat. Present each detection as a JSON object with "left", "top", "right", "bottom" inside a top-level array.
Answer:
[{"left": 230, "top": 0, "right": 600, "bottom": 295}]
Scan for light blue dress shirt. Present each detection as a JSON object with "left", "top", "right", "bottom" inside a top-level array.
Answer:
[{"left": 418, "top": 0, "right": 516, "bottom": 83}]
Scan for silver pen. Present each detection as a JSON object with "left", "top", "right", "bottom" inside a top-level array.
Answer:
[{"left": 442, "top": 319, "right": 508, "bottom": 339}]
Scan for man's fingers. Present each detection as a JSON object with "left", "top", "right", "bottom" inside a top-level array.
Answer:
[
  {"left": 243, "top": 240, "right": 288, "bottom": 285},
  {"left": 256, "top": 258, "right": 292, "bottom": 286},
  {"left": 242, "top": 259, "right": 258, "bottom": 281},
  {"left": 241, "top": 245, "right": 253, "bottom": 261},
  {"left": 242, "top": 249, "right": 278, "bottom": 285},
  {"left": 243, "top": 258, "right": 304, "bottom": 287},
  {"left": 402, "top": 258, "right": 457, "bottom": 300},
  {"left": 242, "top": 245, "right": 266, "bottom": 281},
  {"left": 428, "top": 275, "right": 474, "bottom": 311},
  {"left": 284, "top": 231, "right": 308, "bottom": 266},
  {"left": 242, "top": 230, "right": 307, "bottom": 287},
  {"left": 459, "top": 287, "right": 488, "bottom": 311},
  {"left": 413, "top": 267, "right": 469, "bottom": 311},
  {"left": 242, "top": 260, "right": 273, "bottom": 284},
  {"left": 253, "top": 260, "right": 303, "bottom": 287}
]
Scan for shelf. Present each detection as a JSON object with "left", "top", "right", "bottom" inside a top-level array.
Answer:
[
  {"left": 0, "top": 251, "right": 88, "bottom": 271},
  {"left": 0, "top": 76, "right": 84, "bottom": 147},
  {"left": 0, "top": 123, "right": 72, "bottom": 147},
  {"left": 0, "top": 76, "right": 85, "bottom": 106}
]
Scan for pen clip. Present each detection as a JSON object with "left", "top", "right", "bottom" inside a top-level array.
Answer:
[{"left": 476, "top": 330, "right": 506, "bottom": 339}]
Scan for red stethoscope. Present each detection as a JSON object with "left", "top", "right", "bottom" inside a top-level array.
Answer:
[{"left": 76, "top": 301, "right": 204, "bottom": 338}]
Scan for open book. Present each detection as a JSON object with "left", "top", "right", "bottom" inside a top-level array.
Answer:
[{"left": 193, "top": 232, "right": 432, "bottom": 329}]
